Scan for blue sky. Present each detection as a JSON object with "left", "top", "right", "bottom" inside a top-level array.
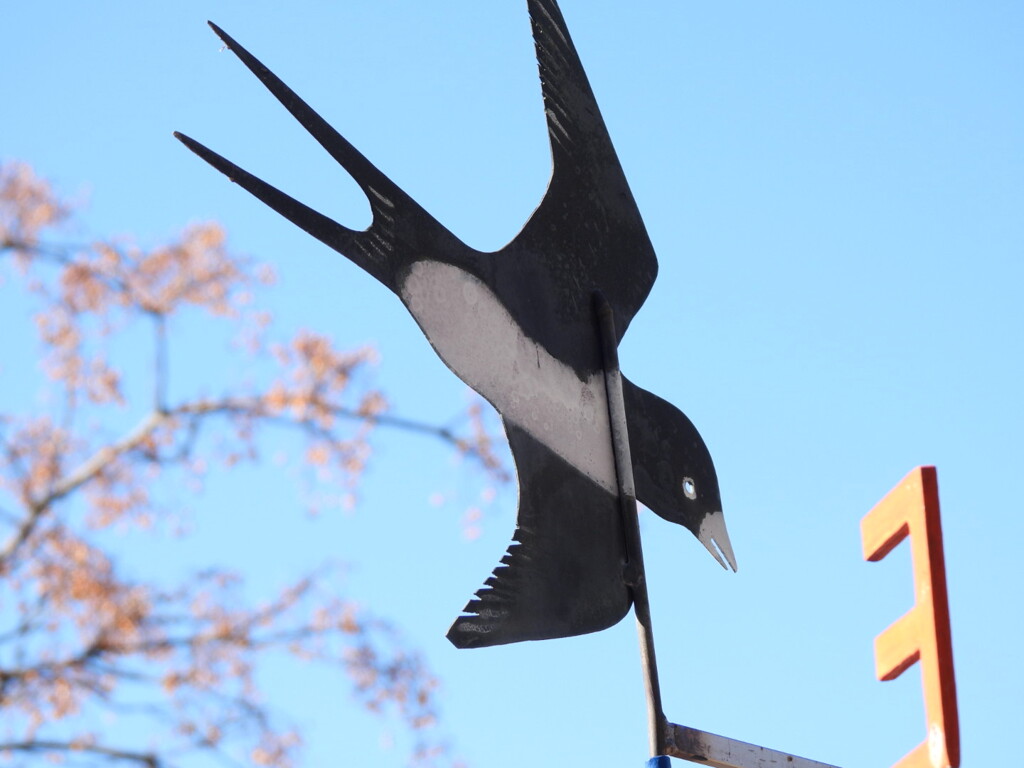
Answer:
[{"left": 2, "top": 2, "right": 1022, "bottom": 767}]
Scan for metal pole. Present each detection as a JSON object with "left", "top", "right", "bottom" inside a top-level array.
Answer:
[{"left": 594, "top": 292, "right": 667, "bottom": 758}]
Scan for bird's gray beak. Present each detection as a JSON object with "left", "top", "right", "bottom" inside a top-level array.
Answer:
[{"left": 698, "top": 510, "right": 738, "bottom": 572}]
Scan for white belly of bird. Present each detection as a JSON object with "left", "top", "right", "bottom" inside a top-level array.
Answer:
[{"left": 401, "top": 261, "right": 617, "bottom": 494}]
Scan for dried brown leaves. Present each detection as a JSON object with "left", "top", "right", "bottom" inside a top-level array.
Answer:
[
  {"left": 0, "top": 162, "right": 498, "bottom": 767},
  {"left": 0, "top": 162, "right": 71, "bottom": 256}
]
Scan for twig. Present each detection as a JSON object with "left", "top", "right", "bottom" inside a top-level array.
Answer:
[{"left": 0, "top": 740, "right": 160, "bottom": 767}]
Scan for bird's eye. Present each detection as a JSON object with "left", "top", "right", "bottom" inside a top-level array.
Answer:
[{"left": 682, "top": 477, "right": 697, "bottom": 499}]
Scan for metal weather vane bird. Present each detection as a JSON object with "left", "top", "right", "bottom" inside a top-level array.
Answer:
[{"left": 175, "top": 0, "right": 736, "bottom": 652}]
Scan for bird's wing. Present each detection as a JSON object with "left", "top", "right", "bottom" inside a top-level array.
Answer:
[
  {"left": 502, "top": 0, "right": 659, "bottom": 340},
  {"left": 447, "top": 421, "right": 631, "bottom": 648}
]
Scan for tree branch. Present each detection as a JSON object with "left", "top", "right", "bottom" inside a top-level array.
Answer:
[
  {"left": 153, "top": 314, "right": 168, "bottom": 412},
  {"left": 0, "top": 740, "right": 160, "bottom": 767},
  {"left": 0, "top": 394, "right": 492, "bottom": 569},
  {"left": 0, "top": 411, "right": 165, "bottom": 568}
]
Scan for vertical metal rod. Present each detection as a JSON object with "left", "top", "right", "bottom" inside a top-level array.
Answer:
[{"left": 594, "top": 292, "right": 667, "bottom": 758}]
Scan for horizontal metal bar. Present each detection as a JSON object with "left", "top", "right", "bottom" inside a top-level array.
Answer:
[{"left": 665, "top": 723, "right": 842, "bottom": 768}]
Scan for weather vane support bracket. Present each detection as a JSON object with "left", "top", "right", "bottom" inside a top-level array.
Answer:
[
  {"left": 597, "top": 293, "right": 843, "bottom": 768},
  {"left": 657, "top": 724, "right": 843, "bottom": 768}
]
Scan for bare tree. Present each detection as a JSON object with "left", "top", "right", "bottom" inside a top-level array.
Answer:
[{"left": 0, "top": 161, "right": 508, "bottom": 768}]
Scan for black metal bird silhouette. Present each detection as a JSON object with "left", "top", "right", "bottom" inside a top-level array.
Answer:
[{"left": 176, "top": 0, "right": 736, "bottom": 649}]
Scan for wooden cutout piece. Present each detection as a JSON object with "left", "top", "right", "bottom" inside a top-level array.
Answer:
[{"left": 861, "top": 466, "right": 959, "bottom": 768}]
